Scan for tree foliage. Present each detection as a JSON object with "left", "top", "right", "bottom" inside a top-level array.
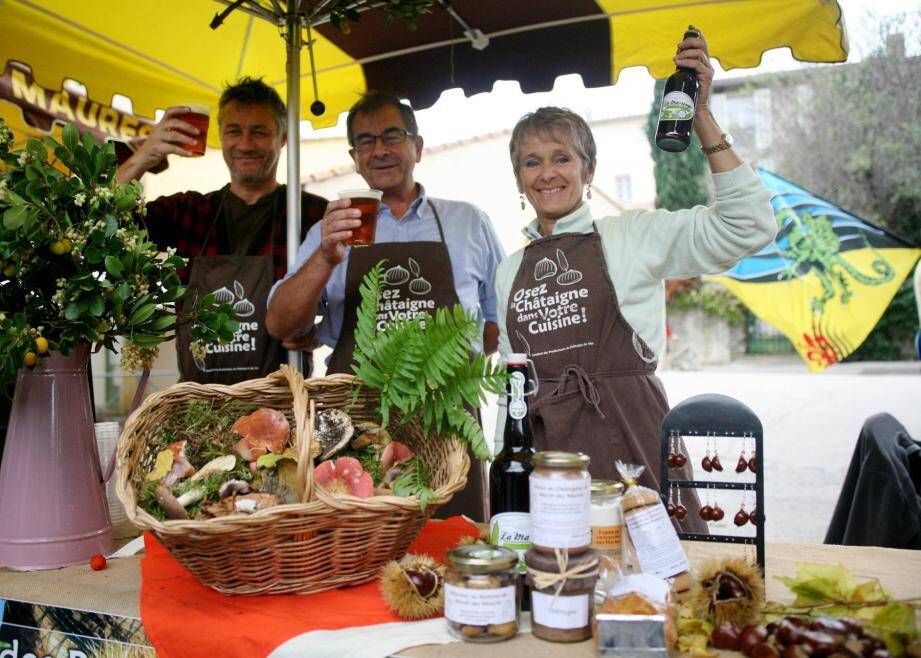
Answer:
[
  {"left": 645, "top": 78, "right": 710, "bottom": 211},
  {"left": 772, "top": 11, "right": 921, "bottom": 247}
]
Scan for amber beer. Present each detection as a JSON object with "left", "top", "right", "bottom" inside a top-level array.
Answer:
[
  {"left": 175, "top": 104, "right": 211, "bottom": 156},
  {"left": 338, "top": 189, "right": 383, "bottom": 247}
]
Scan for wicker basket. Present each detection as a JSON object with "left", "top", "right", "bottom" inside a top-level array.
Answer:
[{"left": 116, "top": 367, "right": 469, "bottom": 595}]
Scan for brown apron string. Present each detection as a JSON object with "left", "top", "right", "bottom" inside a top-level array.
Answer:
[{"left": 551, "top": 364, "right": 606, "bottom": 419}]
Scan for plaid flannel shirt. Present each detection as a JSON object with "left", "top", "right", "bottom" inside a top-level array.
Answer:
[{"left": 144, "top": 186, "right": 327, "bottom": 282}]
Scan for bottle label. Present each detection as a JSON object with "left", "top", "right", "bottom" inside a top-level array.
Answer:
[
  {"left": 530, "top": 476, "right": 591, "bottom": 548},
  {"left": 659, "top": 91, "right": 695, "bottom": 121},
  {"left": 623, "top": 503, "right": 690, "bottom": 578},
  {"left": 508, "top": 371, "right": 527, "bottom": 419},
  {"left": 489, "top": 512, "right": 531, "bottom": 573},
  {"left": 445, "top": 583, "right": 517, "bottom": 626},
  {"left": 531, "top": 591, "right": 590, "bottom": 630}
]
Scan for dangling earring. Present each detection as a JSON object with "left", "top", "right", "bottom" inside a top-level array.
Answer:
[
  {"left": 699, "top": 483, "right": 713, "bottom": 521},
  {"left": 586, "top": 184, "right": 592, "bottom": 199},
  {"left": 667, "top": 484, "right": 676, "bottom": 517},
  {"left": 736, "top": 435, "right": 748, "bottom": 474},
  {"left": 711, "top": 487, "right": 725, "bottom": 522},
  {"left": 701, "top": 433, "right": 713, "bottom": 473},
  {"left": 674, "top": 486, "right": 687, "bottom": 520},
  {"left": 520, "top": 194, "right": 526, "bottom": 210},
  {"left": 734, "top": 491, "right": 749, "bottom": 527}
]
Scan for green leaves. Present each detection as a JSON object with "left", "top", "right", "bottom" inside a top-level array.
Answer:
[
  {"left": 391, "top": 456, "right": 436, "bottom": 511},
  {"left": 351, "top": 262, "right": 506, "bottom": 462},
  {"left": 2, "top": 206, "right": 26, "bottom": 230}
]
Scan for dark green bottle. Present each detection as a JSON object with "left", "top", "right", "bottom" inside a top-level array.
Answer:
[{"left": 655, "top": 26, "right": 702, "bottom": 152}]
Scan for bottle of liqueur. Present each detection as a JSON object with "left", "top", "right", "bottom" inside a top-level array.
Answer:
[
  {"left": 655, "top": 25, "right": 702, "bottom": 152},
  {"left": 488, "top": 353, "right": 536, "bottom": 607}
]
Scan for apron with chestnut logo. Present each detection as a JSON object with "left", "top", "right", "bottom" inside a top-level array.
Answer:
[
  {"left": 506, "top": 225, "right": 705, "bottom": 533},
  {"left": 328, "top": 201, "right": 488, "bottom": 522},
  {"left": 177, "top": 187, "right": 286, "bottom": 385}
]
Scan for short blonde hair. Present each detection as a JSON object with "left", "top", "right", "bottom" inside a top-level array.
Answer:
[{"left": 509, "top": 107, "right": 597, "bottom": 183}]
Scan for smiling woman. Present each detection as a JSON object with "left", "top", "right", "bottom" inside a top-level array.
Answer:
[{"left": 494, "top": 54, "right": 777, "bottom": 536}]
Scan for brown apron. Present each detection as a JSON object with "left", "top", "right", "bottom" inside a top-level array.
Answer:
[
  {"left": 506, "top": 225, "right": 705, "bottom": 533},
  {"left": 327, "top": 201, "right": 488, "bottom": 522},
  {"left": 177, "top": 187, "right": 287, "bottom": 385}
]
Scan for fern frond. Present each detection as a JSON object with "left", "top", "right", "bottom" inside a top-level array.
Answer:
[{"left": 353, "top": 260, "right": 387, "bottom": 368}]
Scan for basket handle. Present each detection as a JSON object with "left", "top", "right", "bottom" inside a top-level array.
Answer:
[{"left": 278, "top": 365, "right": 314, "bottom": 503}]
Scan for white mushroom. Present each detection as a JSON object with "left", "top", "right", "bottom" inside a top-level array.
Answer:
[{"left": 191, "top": 454, "right": 237, "bottom": 482}]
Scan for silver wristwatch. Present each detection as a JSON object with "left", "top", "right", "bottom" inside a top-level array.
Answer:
[{"left": 700, "top": 133, "right": 734, "bottom": 155}]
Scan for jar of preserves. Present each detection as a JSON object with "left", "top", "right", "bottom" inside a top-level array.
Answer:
[
  {"left": 530, "top": 451, "right": 591, "bottom": 554},
  {"left": 444, "top": 545, "right": 520, "bottom": 642},
  {"left": 525, "top": 547, "right": 600, "bottom": 642},
  {"left": 590, "top": 479, "right": 625, "bottom": 560}
]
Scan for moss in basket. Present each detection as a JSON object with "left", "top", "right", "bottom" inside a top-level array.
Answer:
[
  {"left": 351, "top": 261, "right": 507, "bottom": 462},
  {"left": 150, "top": 399, "right": 257, "bottom": 466}
]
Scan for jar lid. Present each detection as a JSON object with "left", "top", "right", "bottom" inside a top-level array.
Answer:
[
  {"left": 533, "top": 451, "right": 590, "bottom": 469},
  {"left": 524, "top": 547, "right": 600, "bottom": 573},
  {"left": 591, "top": 479, "right": 625, "bottom": 496},
  {"left": 446, "top": 545, "right": 518, "bottom": 572}
]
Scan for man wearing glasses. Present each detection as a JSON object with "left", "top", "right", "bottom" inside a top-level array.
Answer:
[{"left": 267, "top": 91, "right": 505, "bottom": 521}]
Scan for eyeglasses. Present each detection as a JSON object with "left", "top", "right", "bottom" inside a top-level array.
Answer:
[{"left": 352, "top": 128, "right": 414, "bottom": 153}]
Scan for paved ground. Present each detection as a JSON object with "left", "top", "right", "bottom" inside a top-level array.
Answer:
[
  {"left": 483, "top": 355, "right": 920, "bottom": 544},
  {"left": 660, "top": 355, "right": 921, "bottom": 543}
]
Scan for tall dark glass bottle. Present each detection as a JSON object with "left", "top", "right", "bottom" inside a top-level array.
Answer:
[
  {"left": 488, "top": 354, "right": 535, "bottom": 606},
  {"left": 655, "top": 25, "right": 702, "bottom": 152}
]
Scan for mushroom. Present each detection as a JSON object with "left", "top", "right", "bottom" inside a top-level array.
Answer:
[
  {"left": 162, "top": 440, "right": 195, "bottom": 488},
  {"left": 314, "top": 409, "right": 354, "bottom": 460},
  {"left": 232, "top": 408, "right": 289, "bottom": 461},
  {"left": 176, "top": 487, "right": 206, "bottom": 508},
  {"left": 350, "top": 422, "right": 393, "bottom": 451},
  {"left": 191, "top": 454, "right": 237, "bottom": 482},
  {"left": 314, "top": 456, "right": 374, "bottom": 498},
  {"left": 154, "top": 484, "right": 188, "bottom": 520},
  {"left": 233, "top": 493, "right": 281, "bottom": 514},
  {"left": 381, "top": 441, "right": 414, "bottom": 474},
  {"left": 218, "top": 479, "right": 251, "bottom": 499}
]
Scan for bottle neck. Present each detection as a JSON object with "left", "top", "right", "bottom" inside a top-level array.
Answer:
[{"left": 505, "top": 363, "right": 533, "bottom": 449}]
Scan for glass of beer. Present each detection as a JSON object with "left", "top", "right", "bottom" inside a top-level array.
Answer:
[
  {"left": 174, "top": 104, "right": 210, "bottom": 157},
  {"left": 338, "top": 189, "right": 383, "bottom": 247}
]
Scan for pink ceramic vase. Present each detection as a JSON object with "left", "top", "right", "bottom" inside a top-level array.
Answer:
[{"left": 0, "top": 343, "right": 113, "bottom": 569}]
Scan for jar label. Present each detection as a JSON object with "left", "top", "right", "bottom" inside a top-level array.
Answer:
[
  {"left": 530, "top": 477, "right": 591, "bottom": 548},
  {"left": 624, "top": 503, "right": 690, "bottom": 578},
  {"left": 591, "top": 524, "right": 622, "bottom": 555},
  {"left": 659, "top": 91, "right": 695, "bottom": 121},
  {"left": 445, "top": 583, "right": 516, "bottom": 626},
  {"left": 531, "top": 591, "right": 590, "bottom": 630},
  {"left": 489, "top": 512, "right": 531, "bottom": 574}
]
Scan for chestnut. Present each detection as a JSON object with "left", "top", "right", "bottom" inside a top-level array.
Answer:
[
  {"left": 778, "top": 618, "right": 805, "bottom": 645},
  {"left": 766, "top": 622, "right": 780, "bottom": 638},
  {"left": 798, "top": 630, "right": 845, "bottom": 657},
  {"left": 712, "top": 625, "right": 742, "bottom": 651},
  {"left": 752, "top": 642, "right": 782, "bottom": 658},
  {"left": 838, "top": 619, "right": 863, "bottom": 638},
  {"left": 858, "top": 638, "right": 887, "bottom": 658},
  {"left": 785, "top": 645, "right": 812, "bottom": 658},
  {"left": 741, "top": 626, "right": 770, "bottom": 656},
  {"left": 810, "top": 617, "right": 849, "bottom": 637}
]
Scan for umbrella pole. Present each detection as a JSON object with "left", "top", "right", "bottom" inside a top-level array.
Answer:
[{"left": 285, "top": 5, "right": 302, "bottom": 369}]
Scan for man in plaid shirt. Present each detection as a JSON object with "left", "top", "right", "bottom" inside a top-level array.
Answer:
[{"left": 116, "top": 78, "right": 327, "bottom": 382}]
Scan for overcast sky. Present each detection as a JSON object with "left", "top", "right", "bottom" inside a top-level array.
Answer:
[{"left": 302, "top": 0, "right": 919, "bottom": 147}]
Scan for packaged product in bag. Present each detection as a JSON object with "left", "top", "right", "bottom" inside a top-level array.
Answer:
[{"left": 615, "top": 461, "right": 691, "bottom": 598}]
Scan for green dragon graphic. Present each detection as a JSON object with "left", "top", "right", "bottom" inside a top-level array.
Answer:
[{"left": 778, "top": 210, "right": 894, "bottom": 314}]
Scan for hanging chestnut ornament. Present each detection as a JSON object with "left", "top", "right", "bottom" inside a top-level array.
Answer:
[
  {"left": 702, "top": 455, "right": 713, "bottom": 472},
  {"left": 748, "top": 507, "right": 758, "bottom": 524},
  {"left": 700, "top": 504, "right": 714, "bottom": 521},
  {"left": 711, "top": 451, "right": 724, "bottom": 472},
  {"left": 673, "top": 451, "right": 687, "bottom": 468},
  {"left": 675, "top": 503, "right": 688, "bottom": 520},
  {"left": 734, "top": 506, "right": 749, "bottom": 527},
  {"left": 667, "top": 501, "right": 676, "bottom": 517},
  {"left": 735, "top": 454, "right": 748, "bottom": 473},
  {"left": 668, "top": 452, "right": 679, "bottom": 468},
  {"left": 711, "top": 504, "right": 725, "bottom": 521},
  {"left": 748, "top": 454, "right": 757, "bottom": 473}
]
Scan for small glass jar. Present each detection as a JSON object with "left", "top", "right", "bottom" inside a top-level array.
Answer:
[
  {"left": 525, "top": 547, "right": 599, "bottom": 643},
  {"left": 530, "top": 451, "right": 591, "bottom": 554},
  {"left": 590, "top": 479, "right": 625, "bottom": 560},
  {"left": 444, "top": 545, "right": 520, "bottom": 643}
]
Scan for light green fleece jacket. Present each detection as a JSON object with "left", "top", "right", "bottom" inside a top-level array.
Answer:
[{"left": 493, "top": 163, "right": 776, "bottom": 451}]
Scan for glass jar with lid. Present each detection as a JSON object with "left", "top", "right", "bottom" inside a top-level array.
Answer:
[
  {"left": 444, "top": 545, "right": 520, "bottom": 642},
  {"left": 529, "top": 451, "right": 591, "bottom": 554},
  {"left": 590, "top": 479, "right": 625, "bottom": 560}
]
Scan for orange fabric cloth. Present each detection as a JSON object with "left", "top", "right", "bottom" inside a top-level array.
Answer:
[{"left": 140, "top": 516, "right": 479, "bottom": 658}]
